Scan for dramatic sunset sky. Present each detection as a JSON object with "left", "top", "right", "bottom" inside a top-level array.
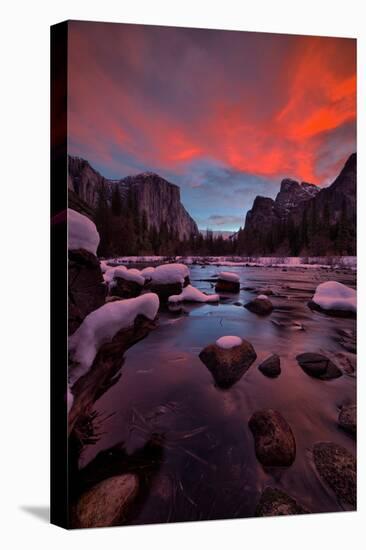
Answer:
[{"left": 68, "top": 21, "right": 356, "bottom": 231}]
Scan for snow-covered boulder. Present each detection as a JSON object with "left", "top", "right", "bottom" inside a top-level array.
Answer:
[
  {"left": 141, "top": 266, "right": 156, "bottom": 281},
  {"left": 215, "top": 271, "right": 240, "bottom": 293},
  {"left": 69, "top": 293, "right": 160, "bottom": 383},
  {"left": 149, "top": 263, "right": 190, "bottom": 301},
  {"left": 199, "top": 336, "right": 257, "bottom": 388},
  {"left": 309, "top": 281, "right": 356, "bottom": 317},
  {"left": 68, "top": 208, "right": 100, "bottom": 255},
  {"left": 168, "top": 285, "right": 219, "bottom": 304}
]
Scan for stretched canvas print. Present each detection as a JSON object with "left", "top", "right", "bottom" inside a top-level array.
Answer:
[{"left": 51, "top": 20, "right": 357, "bottom": 529}]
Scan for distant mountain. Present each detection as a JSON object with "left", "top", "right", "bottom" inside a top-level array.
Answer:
[
  {"left": 237, "top": 153, "right": 356, "bottom": 256},
  {"left": 68, "top": 156, "right": 199, "bottom": 252}
]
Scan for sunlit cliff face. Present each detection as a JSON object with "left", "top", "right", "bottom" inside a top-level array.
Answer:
[{"left": 67, "top": 22, "right": 356, "bottom": 231}]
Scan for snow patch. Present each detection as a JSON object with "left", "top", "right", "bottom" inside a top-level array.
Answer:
[
  {"left": 69, "top": 294, "right": 160, "bottom": 383},
  {"left": 312, "top": 281, "right": 356, "bottom": 312},
  {"left": 217, "top": 271, "right": 240, "bottom": 282},
  {"left": 113, "top": 268, "right": 144, "bottom": 286},
  {"left": 151, "top": 263, "right": 190, "bottom": 284},
  {"left": 168, "top": 284, "right": 219, "bottom": 304},
  {"left": 257, "top": 294, "right": 270, "bottom": 300},
  {"left": 141, "top": 266, "right": 156, "bottom": 279},
  {"left": 216, "top": 336, "right": 243, "bottom": 349},
  {"left": 68, "top": 209, "right": 100, "bottom": 255}
]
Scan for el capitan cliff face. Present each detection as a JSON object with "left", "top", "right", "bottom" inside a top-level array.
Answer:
[{"left": 68, "top": 156, "right": 199, "bottom": 242}]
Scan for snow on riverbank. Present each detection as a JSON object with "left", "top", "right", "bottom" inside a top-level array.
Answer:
[
  {"left": 168, "top": 285, "right": 219, "bottom": 303},
  {"left": 104, "top": 255, "right": 356, "bottom": 270},
  {"left": 69, "top": 294, "right": 160, "bottom": 383}
]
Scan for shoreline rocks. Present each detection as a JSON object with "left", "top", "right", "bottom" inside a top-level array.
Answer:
[
  {"left": 258, "top": 354, "right": 281, "bottom": 377},
  {"left": 199, "top": 338, "right": 257, "bottom": 388},
  {"left": 68, "top": 248, "right": 107, "bottom": 335},
  {"left": 313, "top": 442, "right": 356, "bottom": 507},
  {"left": 296, "top": 353, "right": 342, "bottom": 380},
  {"left": 256, "top": 487, "right": 308, "bottom": 516},
  {"left": 249, "top": 409, "right": 296, "bottom": 468},
  {"left": 73, "top": 473, "right": 139, "bottom": 528}
]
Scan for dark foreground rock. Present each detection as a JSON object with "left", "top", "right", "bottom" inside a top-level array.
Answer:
[
  {"left": 199, "top": 340, "right": 257, "bottom": 388},
  {"left": 313, "top": 442, "right": 356, "bottom": 507},
  {"left": 258, "top": 354, "right": 281, "bottom": 377},
  {"left": 308, "top": 300, "right": 356, "bottom": 318},
  {"left": 296, "top": 353, "right": 342, "bottom": 380},
  {"left": 110, "top": 277, "right": 143, "bottom": 299},
  {"left": 149, "top": 282, "right": 183, "bottom": 302},
  {"left": 68, "top": 248, "right": 106, "bottom": 335},
  {"left": 338, "top": 404, "right": 356, "bottom": 436},
  {"left": 256, "top": 487, "right": 308, "bottom": 516},
  {"left": 244, "top": 297, "right": 273, "bottom": 316},
  {"left": 249, "top": 409, "right": 296, "bottom": 468},
  {"left": 73, "top": 473, "right": 139, "bottom": 528},
  {"left": 215, "top": 279, "right": 240, "bottom": 293}
]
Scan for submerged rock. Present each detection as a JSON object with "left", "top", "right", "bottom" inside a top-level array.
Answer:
[
  {"left": 296, "top": 353, "right": 342, "bottom": 380},
  {"left": 249, "top": 409, "right": 296, "bottom": 468},
  {"left": 313, "top": 442, "right": 356, "bottom": 507},
  {"left": 199, "top": 338, "right": 257, "bottom": 388},
  {"left": 73, "top": 473, "right": 139, "bottom": 528},
  {"left": 258, "top": 354, "right": 281, "bottom": 377},
  {"left": 338, "top": 404, "right": 356, "bottom": 436},
  {"left": 244, "top": 297, "right": 273, "bottom": 316},
  {"left": 256, "top": 487, "right": 308, "bottom": 516},
  {"left": 68, "top": 248, "right": 107, "bottom": 335},
  {"left": 215, "top": 272, "right": 240, "bottom": 293}
]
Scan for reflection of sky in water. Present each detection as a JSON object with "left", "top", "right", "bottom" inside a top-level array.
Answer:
[{"left": 80, "top": 265, "right": 356, "bottom": 521}]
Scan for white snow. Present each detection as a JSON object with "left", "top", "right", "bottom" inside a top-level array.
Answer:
[
  {"left": 216, "top": 335, "right": 243, "bottom": 349},
  {"left": 68, "top": 209, "right": 100, "bottom": 255},
  {"left": 141, "top": 266, "right": 156, "bottom": 279},
  {"left": 168, "top": 284, "right": 219, "bottom": 303},
  {"left": 103, "top": 266, "right": 126, "bottom": 285},
  {"left": 217, "top": 271, "right": 240, "bottom": 282},
  {"left": 150, "top": 263, "right": 190, "bottom": 284},
  {"left": 257, "top": 294, "right": 270, "bottom": 300},
  {"left": 312, "top": 281, "right": 356, "bottom": 312},
  {"left": 69, "top": 293, "right": 160, "bottom": 383},
  {"left": 100, "top": 260, "right": 109, "bottom": 273},
  {"left": 113, "top": 268, "right": 144, "bottom": 286}
]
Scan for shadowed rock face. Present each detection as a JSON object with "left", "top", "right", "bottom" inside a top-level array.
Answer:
[
  {"left": 249, "top": 409, "right": 296, "bottom": 468},
  {"left": 256, "top": 487, "right": 308, "bottom": 516},
  {"left": 68, "top": 248, "right": 107, "bottom": 335},
  {"left": 244, "top": 297, "right": 273, "bottom": 316},
  {"left": 199, "top": 339, "right": 257, "bottom": 388},
  {"left": 258, "top": 354, "right": 281, "bottom": 377},
  {"left": 313, "top": 442, "right": 356, "bottom": 507},
  {"left": 68, "top": 155, "right": 199, "bottom": 241},
  {"left": 239, "top": 153, "right": 356, "bottom": 256}
]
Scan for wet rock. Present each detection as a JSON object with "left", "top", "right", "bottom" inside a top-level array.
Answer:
[
  {"left": 308, "top": 300, "right": 356, "bottom": 319},
  {"left": 296, "top": 353, "right": 342, "bottom": 380},
  {"left": 233, "top": 301, "right": 243, "bottom": 307},
  {"left": 73, "top": 473, "right": 139, "bottom": 528},
  {"left": 199, "top": 339, "right": 257, "bottom": 388},
  {"left": 150, "top": 282, "right": 183, "bottom": 302},
  {"left": 249, "top": 409, "right": 296, "bottom": 467},
  {"left": 244, "top": 297, "right": 273, "bottom": 316},
  {"left": 338, "top": 404, "right": 356, "bottom": 436},
  {"left": 258, "top": 288, "right": 275, "bottom": 296},
  {"left": 313, "top": 442, "right": 356, "bottom": 507},
  {"left": 258, "top": 354, "right": 281, "bottom": 377},
  {"left": 256, "top": 487, "right": 308, "bottom": 516},
  {"left": 337, "top": 328, "right": 356, "bottom": 354},
  {"left": 110, "top": 278, "right": 143, "bottom": 299},
  {"left": 68, "top": 248, "right": 107, "bottom": 335},
  {"left": 215, "top": 279, "right": 240, "bottom": 293}
]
